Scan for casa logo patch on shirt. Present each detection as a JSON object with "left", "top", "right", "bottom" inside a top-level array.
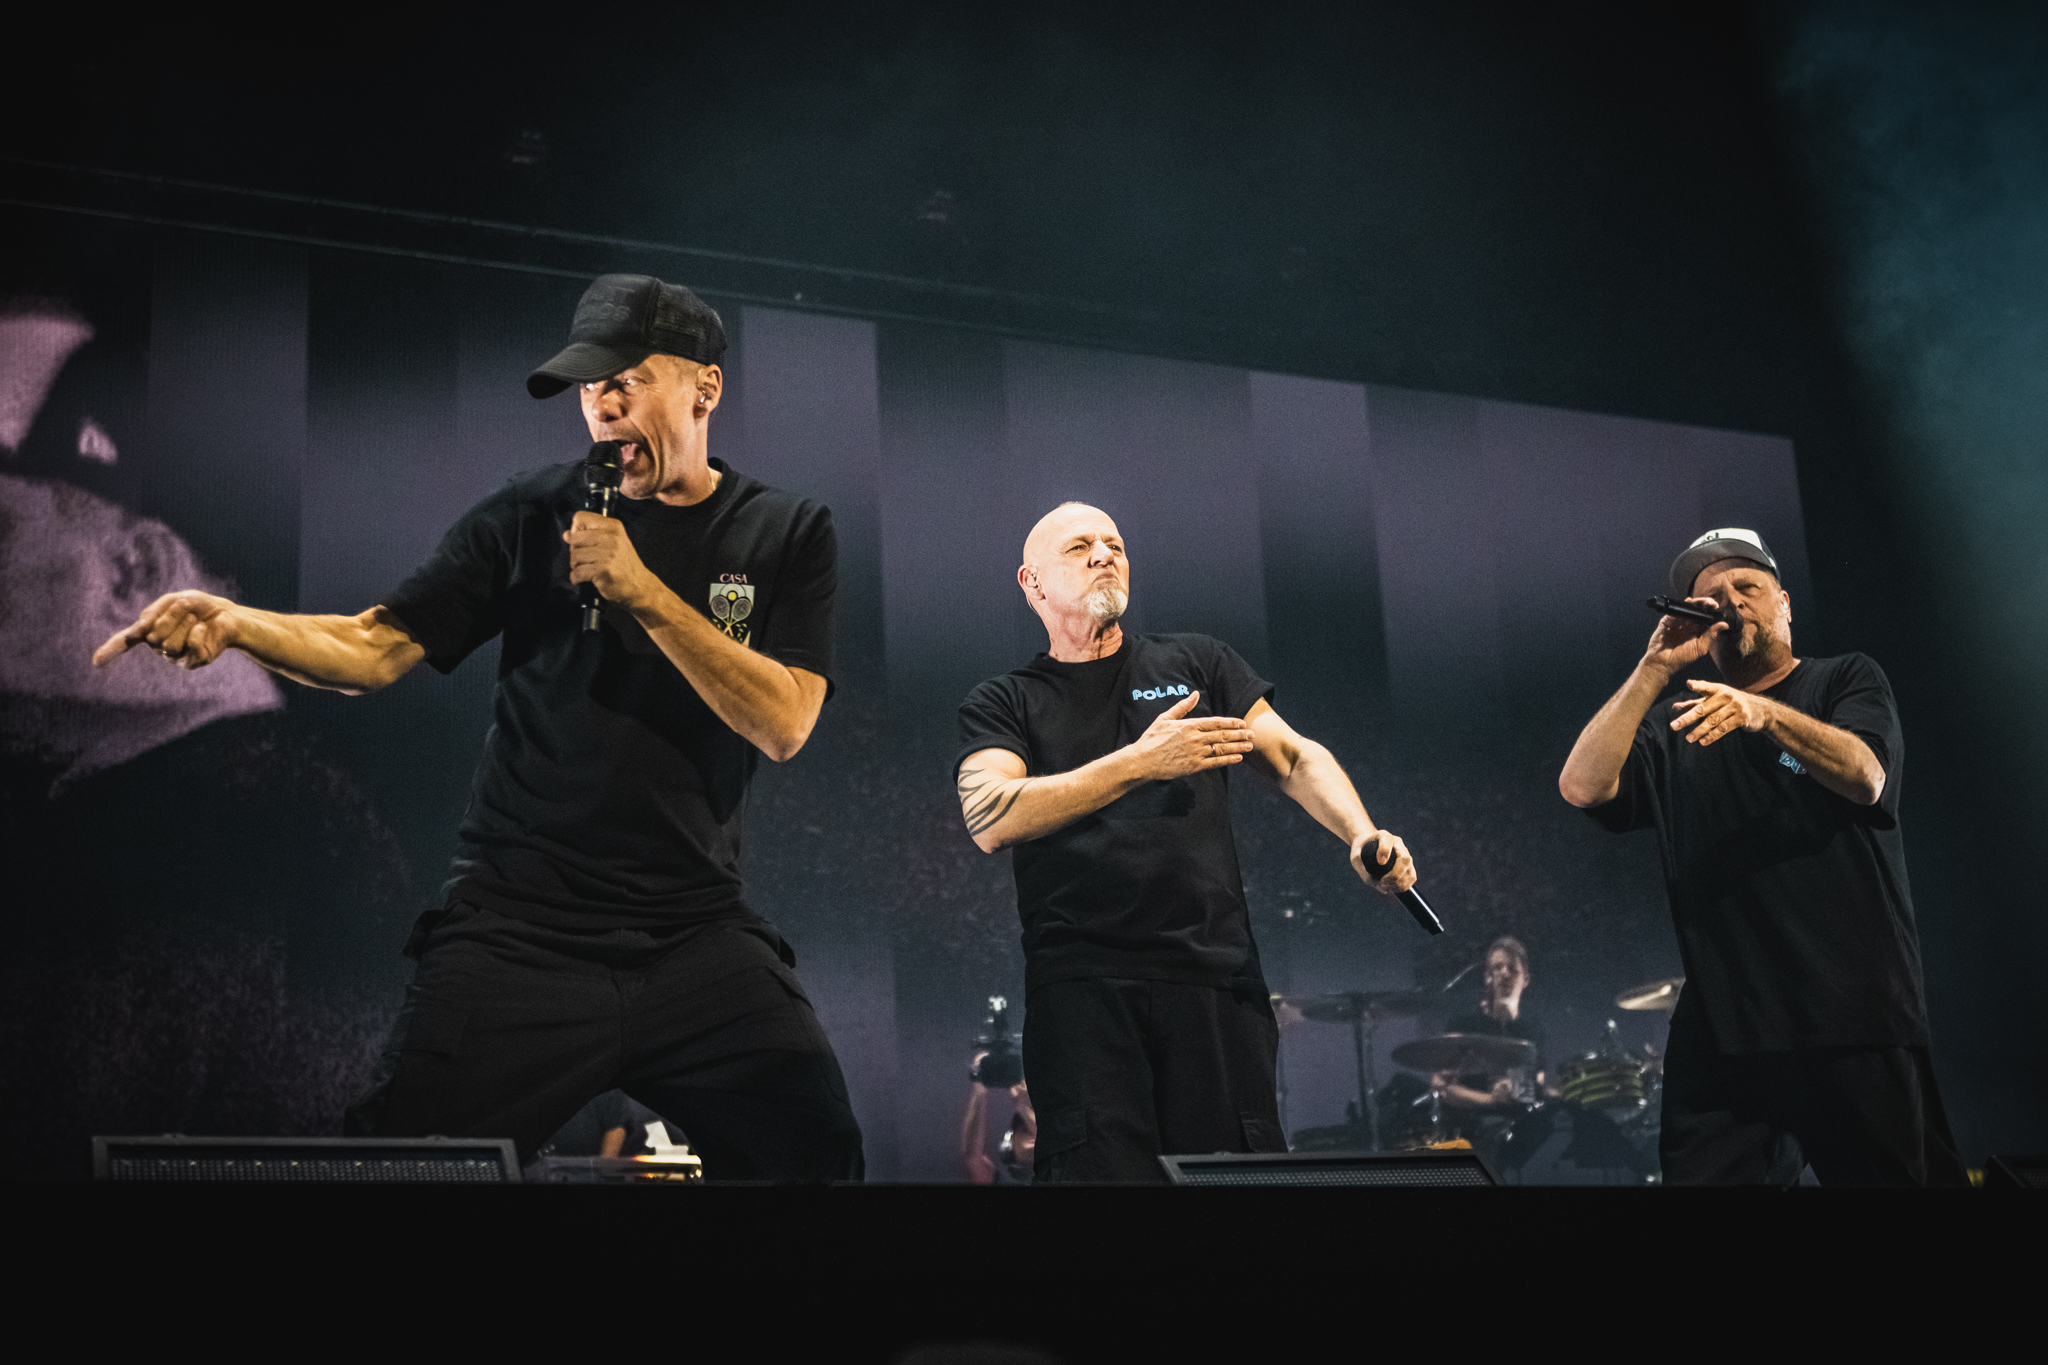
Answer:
[
  {"left": 709, "top": 576, "right": 755, "bottom": 646},
  {"left": 1132, "top": 684, "right": 1191, "bottom": 701},
  {"left": 1778, "top": 750, "right": 1806, "bottom": 776}
]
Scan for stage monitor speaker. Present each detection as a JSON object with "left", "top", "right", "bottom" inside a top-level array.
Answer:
[
  {"left": 1158, "top": 1149, "right": 1499, "bottom": 1187},
  {"left": 93, "top": 1135, "right": 522, "bottom": 1184},
  {"left": 1983, "top": 1154, "right": 2048, "bottom": 1190}
]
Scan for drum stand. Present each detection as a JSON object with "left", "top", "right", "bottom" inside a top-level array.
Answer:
[{"left": 1348, "top": 1008, "right": 1382, "bottom": 1151}]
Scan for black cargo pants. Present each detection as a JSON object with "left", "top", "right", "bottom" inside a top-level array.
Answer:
[
  {"left": 1024, "top": 976, "right": 1285, "bottom": 1183},
  {"left": 345, "top": 902, "right": 864, "bottom": 1181}
]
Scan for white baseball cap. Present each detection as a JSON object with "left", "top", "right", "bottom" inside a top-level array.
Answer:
[{"left": 1669, "top": 528, "right": 1780, "bottom": 595}]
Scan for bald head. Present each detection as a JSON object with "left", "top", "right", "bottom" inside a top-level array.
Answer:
[
  {"left": 1018, "top": 502, "right": 1131, "bottom": 648},
  {"left": 1023, "top": 502, "right": 1116, "bottom": 564}
]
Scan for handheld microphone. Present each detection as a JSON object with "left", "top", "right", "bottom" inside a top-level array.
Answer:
[
  {"left": 1647, "top": 594, "right": 1742, "bottom": 637},
  {"left": 579, "top": 441, "right": 625, "bottom": 634},
  {"left": 1363, "top": 835, "right": 1444, "bottom": 935}
]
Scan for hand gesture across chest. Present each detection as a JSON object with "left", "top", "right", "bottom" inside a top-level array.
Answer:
[{"left": 1127, "top": 691, "right": 1254, "bottom": 780}]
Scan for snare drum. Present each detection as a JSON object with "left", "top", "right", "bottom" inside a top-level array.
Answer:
[{"left": 1557, "top": 1051, "right": 1647, "bottom": 1113}]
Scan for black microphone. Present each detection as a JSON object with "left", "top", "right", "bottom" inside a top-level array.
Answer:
[
  {"left": 1647, "top": 594, "right": 1743, "bottom": 637},
  {"left": 1363, "top": 834, "right": 1444, "bottom": 935},
  {"left": 579, "top": 441, "right": 625, "bottom": 634}
]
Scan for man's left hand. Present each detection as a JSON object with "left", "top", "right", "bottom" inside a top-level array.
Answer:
[
  {"left": 1351, "top": 829, "right": 1417, "bottom": 893},
  {"left": 564, "top": 512, "right": 663, "bottom": 614},
  {"left": 1670, "top": 679, "right": 1776, "bottom": 747}
]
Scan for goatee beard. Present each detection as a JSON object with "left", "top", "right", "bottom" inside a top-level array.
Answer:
[{"left": 1084, "top": 586, "right": 1128, "bottom": 625}]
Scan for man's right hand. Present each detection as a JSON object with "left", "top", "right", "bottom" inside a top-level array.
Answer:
[
  {"left": 1642, "top": 597, "right": 1728, "bottom": 678},
  {"left": 93, "top": 590, "right": 241, "bottom": 669},
  {"left": 1124, "top": 691, "right": 1255, "bottom": 780}
]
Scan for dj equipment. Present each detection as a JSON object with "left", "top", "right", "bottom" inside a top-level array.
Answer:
[
  {"left": 1158, "top": 1149, "right": 1499, "bottom": 1187},
  {"left": 580, "top": 440, "right": 625, "bottom": 633},
  {"left": 526, "top": 1155, "right": 703, "bottom": 1184},
  {"left": 92, "top": 1135, "right": 521, "bottom": 1183}
]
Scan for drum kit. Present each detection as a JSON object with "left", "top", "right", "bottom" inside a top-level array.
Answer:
[{"left": 1277, "top": 973, "right": 1685, "bottom": 1178}]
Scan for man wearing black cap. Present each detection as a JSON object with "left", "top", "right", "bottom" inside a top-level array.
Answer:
[
  {"left": 92, "top": 274, "right": 864, "bottom": 1179},
  {"left": 1559, "top": 529, "right": 1964, "bottom": 1186}
]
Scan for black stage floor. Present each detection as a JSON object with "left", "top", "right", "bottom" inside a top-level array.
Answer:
[{"left": 13, "top": 1184, "right": 2024, "bottom": 1355}]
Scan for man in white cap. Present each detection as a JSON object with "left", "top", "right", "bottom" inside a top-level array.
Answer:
[
  {"left": 1559, "top": 529, "right": 1964, "bottom": 1185},
  {"left": 91, "top": 274, "right": 863, "bottom": 1180}
]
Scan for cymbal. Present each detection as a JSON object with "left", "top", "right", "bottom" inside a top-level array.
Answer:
[
  {"left": 1289, "top": 990, "right": 1437, "bottom": 1023},
  {"left": 1390, "top": 1032, "right": 1536, "bottom": 1072},
  {"left": 1615, "top": 977, "right": 1684, "bottom": 1011}
]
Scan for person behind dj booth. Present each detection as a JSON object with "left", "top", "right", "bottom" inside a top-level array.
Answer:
[
  {"left": 1559, "top": 529, "right": 1965, "bottom": 1187},
  {"left": 953, "top": 502, "right": 1420, "bottom": 1183},
  {"left": 1431, "top": 936, "right": 1549, "bottom": 1112},
  {"left": 91, "top": 274, "right": 863, "bottom": 1180}
]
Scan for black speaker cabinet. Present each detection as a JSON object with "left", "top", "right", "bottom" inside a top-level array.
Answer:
[
  {"left": 1158, "top": 1149, "right": 1499, "bottom": 1187},
  {"left": 93, "top": 1135, "right": 522, "bottom": 1183},
  {"left": 1983, "top": 1154, "right": 2048, "bottom": 1189}
]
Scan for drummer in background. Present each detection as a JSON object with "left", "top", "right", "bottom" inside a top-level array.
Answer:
[{"left": 1430, "top": 937, "right": 1549, "bottom": 1110}]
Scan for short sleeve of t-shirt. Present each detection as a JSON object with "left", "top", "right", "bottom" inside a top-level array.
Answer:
[
  {"left": 1584, "top": 718, "right": 1660, "bottom": 834},
  {"left": 1197, "top": 636, "right": 1275, "bottom": 720},
  {"left": 748, "top": 503, "right": 837, "bottom": 687},
  {"left": 1820, "top": 653, "right": 1903, "bottom": 825},
  {"left": 382, "top": 486, "right": 519, "bottom": 674},
  {"left": 957, "top": 677, "right": 1031, "bottom": 771}
]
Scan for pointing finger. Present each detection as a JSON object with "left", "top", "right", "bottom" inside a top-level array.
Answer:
[{"left": 92, "top": 628, "right": 141, "bottom": 667}]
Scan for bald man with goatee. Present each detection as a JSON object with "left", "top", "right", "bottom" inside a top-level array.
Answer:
[{"left": 954, "top": 502, "right": 1420, "bottom": 1182}]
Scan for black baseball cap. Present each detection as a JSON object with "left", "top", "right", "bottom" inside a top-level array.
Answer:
[
  {"left": 527, "top": 274, "right": 727, "bottom": 398},
  {"left": 1669, "top": 527, "right": 1781, "bottom": 595}
]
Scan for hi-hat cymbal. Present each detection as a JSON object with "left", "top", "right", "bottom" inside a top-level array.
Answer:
[
  {"left": 1615, "top": 977, "right": 1684, "bottom": 1011},
  {"left": 1390, "top": 1033, "right": 1536, "bottom": 1072},
  {"left": 1288, "top": 990, "right": 1436, "bottom": 1023}
]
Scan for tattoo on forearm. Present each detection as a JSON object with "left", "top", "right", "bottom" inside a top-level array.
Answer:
[{"left": 958, "top": 764, "right": 1024, "bottom": 836}]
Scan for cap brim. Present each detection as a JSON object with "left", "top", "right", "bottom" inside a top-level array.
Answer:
[
  {"left": 526, "top": 341, "right": 653, "bottom": 398},
  {"left": 1670, "top": 541, "right": 1778, "bottom": 595}
]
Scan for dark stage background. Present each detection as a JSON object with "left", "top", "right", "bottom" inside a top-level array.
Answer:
[{"left": 3, "top": 0, "right": 2041, "bottom": 1176}]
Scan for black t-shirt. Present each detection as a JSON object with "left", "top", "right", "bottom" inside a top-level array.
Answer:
[
  {"left": 384, "top": 459, "right": 835, "bottom": 930},
  {"left": 1444, "top": 1005, "right": 1546, "bottom": 1101},
  {"left": 954, "top": 633, "right": 1275, "bottom": 994},
  {"left": 1584, "top": 653, "right": 1929, "bottom": 1052}
]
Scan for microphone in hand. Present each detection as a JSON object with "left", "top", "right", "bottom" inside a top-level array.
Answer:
[
  {"left": 1646, "top": 594, "right": 1743, "bottom": 638},
  {"left": 1361, "top": 832, "right": 1445, "bottom": 936},
  {"left": 579, "top": 441, "right": 625, "bottom": 634}
]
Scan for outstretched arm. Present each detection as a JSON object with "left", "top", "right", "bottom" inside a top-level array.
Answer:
[
  {"left": 1243, "top": 699, "right": 1417, "bottom": 894},
  {"left": 92, "top": 591, "right": 424, "bottom": 695},
  {"left": 955, "top": 691, "right": 1253, "bottom": 853}
]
